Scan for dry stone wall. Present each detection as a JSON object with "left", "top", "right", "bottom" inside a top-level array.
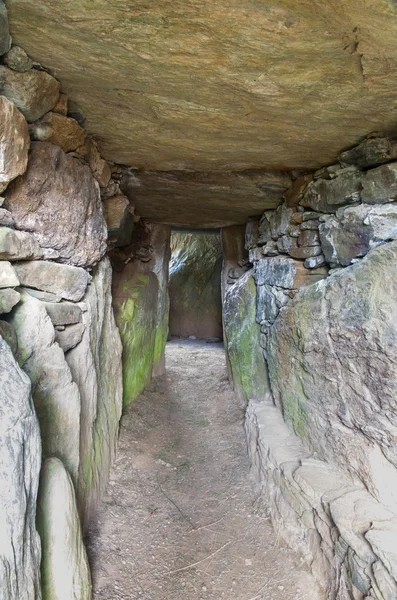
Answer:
[{"left": 236, "top": 136, "right": 397, "bottom": 599}]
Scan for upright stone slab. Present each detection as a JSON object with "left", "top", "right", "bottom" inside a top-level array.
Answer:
[
  {"left": 8, "top": 291, "right": 81, "bottom": 483},
  {"left": 0, "top": 96, "right": 30, "bottom": 193},
  {"left": 66, "top": 258, "right": 123, "bottom": 529},
  {"left": 267, "top": 241, "right": 397, "bottom": 508},
  {"left": 150, "top": 225, "right": 171, "bottom": 376},
  {"left": 37, "top": 458, "right": 92, "bottom": 600},
  {"left": 0, "top": 335, "right": 41, "bottom": 600},
  {"left": 223, "top": 270, "right": 270, "bottom": 402},
  {"left": 5, "top": 142, "right": 107, "bottom": 267}
]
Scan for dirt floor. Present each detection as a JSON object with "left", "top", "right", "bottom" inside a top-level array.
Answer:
[{"left": 88, "top": 339, "right": 324, "bottom": 600}]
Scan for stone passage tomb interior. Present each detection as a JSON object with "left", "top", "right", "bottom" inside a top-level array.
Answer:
[{"left": 1, "top": 1, "right": 397, "bottom": 599}]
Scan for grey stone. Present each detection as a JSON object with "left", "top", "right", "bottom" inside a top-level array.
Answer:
[
  {"left": 102, "top": 194, "right": 135, "bottom": 248},
  {"left": 319, "top": 204, "right": 397, "bottom": 267},
  {"left": 22, "top": 287, "right": 62, "bottom": 303},
  {"left": 0, "top": 65, "right": 60, "bottom": 122},
  {"left": 300, "top": 219, "right": 320, "bottom": 230},
  {"left": 228, "top": 267, "right": 245, "bottom": 279},
  {"left": 302, "top": 211, "right": 321, "bottom": 221},
  {"left": 256, "top": 284, "right": 289, "bottom": 324},
  {"left": 270, "top": 203, "right": 294, "bottom": 238},
  {"left": 257, "top": 212, "right": 272, "bottom": 245},
  {"left": 339, "top": 137, "right": 397, "bottom": 169},
  {"left": 361, "top": 163, "right": 397, "bottom": 204},
  {"left": 55, "top": 322, "right": 85, "bottom": 352},
  {"left": 0, "top": 320, "right": 18, "bottom": 355},
  {"left": 289, "top": 245, "right": 322, "bottom": 259},
  {"left": 304, "top": 254, "right": 326, "bottom": 269},
  {"left": 0, "top": 226, "right": 42, "bottom": 260},
  {"left": 0, "top": 3, "right": 11, "bottom": 56},
  {"left": 0, "top": 288, "right": 20, "bottom": 314},
  {"left": 0, "top": 96, "right": 30, "bottom": 193},
  {"left": 5, "top": 142, "right": 107, "bottom": 268},
  {"left": 66, "top": 258, "right": 123, "bottom": 528},
  {"left": 37, "top": 458, "right": 92, "bottom": 600},
  {"left": 0, "top": 261, "right": 19, "bottom": 288},
  {"left": 313, "top": 164, "right": 340, "bottom": 180},
  {"left": 14, "top": 261, "right": 90, "bottom": 302},
  {"left": 8, "top": 290, "right": 81, "bottom": 483},
  {"left": 3, "top": 46, "right": 33, "bottom": 72},
  {"left": 245, "top": 217, "right": 259, "bottom": 249},
  {"left": 261, "top": 240, "right": 279, "bottom": 256},
  {"left": 371, "top": 561, "right": 397, "bottom": 600},
  {"left": 29, "top": 112, "right": 86, "bottom": 153},
  {"left": 277, "top": 235, "right": 298, "bottom": 254},
  {"left": 298, "top": 230, "right": 320, "bottom": 247},
  {"left": 366, "top": 522, "right": 397, "bottom": 581},
  {"left": 0, "top": 335, "right": 41, "bottom": 600},
  {"left": 267, "top": 241, "right": 397, "bottom": 507},
  {"left": 302, "top": 171, "right": 362, "bottom": 213},
  {"left": 43, "top": 301, "right": 82, "bottom": 326},
  {"left": 0, "top": 208, "right": 14, "bottom": 226},
  {"left": 254, "top": 256, "right": 327, "bottom": 289}
]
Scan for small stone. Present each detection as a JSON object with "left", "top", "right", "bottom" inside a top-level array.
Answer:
[
  {"left": 289, "top": 245, "right": 322, "bottom": 259},
  {"left": 313, "top": 164, "right": 340, "bottom": 180},
  {"left": 228, "top": 267, "right": 246, "bottom": 279},
  {"left": 0, "top": 288, "right": 20, "bottom": 314},
  {"left": 302, "top": 211, "right": 321, "bottom": 221},
  {"left": 0, "top": 96, "right": 30, "bottom": 193},
  {"left": 0, "top": 226, "right": 42, "bottom": 260},
  {"left": 0, "top": 261, "right": 19, "bottom": 288},
  {"left": 304, "top": 255, "right": 326, "bottom": 269},
  {"left": 14, "top": 261, "right": 90, "bottom": 302},
  {"left": 270, "top": 203, "right": 294, "bottom": 238},
  {"left": 284, "top": 175, "right": 313, "bottom": 207},
  {"left": 43, "top": 301, "right": 82, "bottom": 326},
  {"left": 52, "top": 93, "right": 68, "bottom": 116},
  {"left": 361, "top": 163, "right": 397, "bottom": 204},
  {"left": 277, "top": 235, "right": 298, "bottom": 254},
  {"left": 245, "top": 218, "right": 259, "bottom": 249},
  {"left": 55, "top": 322, "right": 85, "bottom": 352},
  {"left": 298, "top": 230, "right": 320, "bottom": 247},
  {"left": 21, "top": 287, "right": 62, "bottom": 303},
  {"left": 29, "top": 112, "right": 86, "bottom": 153},
  {"left": 0, "top": 208, "right": 14, "bottom": 226},
  {"left": 261, "top": 240, "right": 279, "bottom": 256},
  {"left": 0, "top": 65, "right": 60, "bottom": 122},
  {"left": 102, "top": 194, "right": 134, "bottom": 248},
  {"left": 3, "top": 46, "right": 33, "bottom": 72},
  {"left": 339, "top": 136, "right": 397, "bottom": 169},
  {"left": 0, "top": 320, "right": 18, "bottom": 354},
  {"left": 302, "top": 171, "right": 362, "bottom": 213},
  {"left": 300, "top": 219, "right": 319, "bottom": 230},
  {"left": 254, "top": 256, "right": 327, "bottom": 289}
]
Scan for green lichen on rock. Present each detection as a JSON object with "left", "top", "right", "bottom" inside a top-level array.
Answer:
[{"left": 223, "top": 271, "right": 270, "bottom": 401}]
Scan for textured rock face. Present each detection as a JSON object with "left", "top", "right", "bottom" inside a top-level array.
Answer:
[
  {"left": 0, "top": 96, "right": 29, "bottom": 193},
  {"left": 5, "top": 142, "right": 107, "bottom": 267},
  {"left": 169, "top": 232, "right": 222, "bottom": 339},
  {"left": 66, "top": 258, "right": 123, "bottom": 529},
  {"left": 8, "top": 291, "right": 81, "bottom": 483},
  {"left": 0, "top": 226, "right": 42, "bottom": 260},
  {"left": 0, "top": 335, "right": 42, "bottom": 600},
  {"left": 223, "top": 271, "right": 270, "bottom": 401},
  {"left": 0, "top": 3, "right": 11, "bottom": 55},
  {"left": 37, "top": 458, "right": 91, "bottom": 600},
  {"left": 102, "top": 194, "right": 134, "bottom": 248},
  {"left": 29, "top": 112, "right": 86, "bottom": 153},
  {"left": 267, "top": 242, "right": 397, "bottom": 508},
  {"left": 14, "top": 261, "right": 90, "bottom": 301}
]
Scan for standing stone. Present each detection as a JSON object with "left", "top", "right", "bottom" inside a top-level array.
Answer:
[
  {"left": 66, "top": 258, "right": 123, "bottom": 529},
  {"left": 5, "top": 142, "right": 107, "bottom": 267},
  {"left": 267, "top": 241, "right": 397, "bottom": 508},
  {"left": 14, "top": 261, "right": 90, "bottom": 301},
  {"left": 223, "top": 270, "right": 270, "bottom": 402},
  {"left": 8, "top": 291, "right": 81, "bottom": 483},
  {"left": 37, "top": 458, "right": 92, "bottom": 600},
  {"left": 0, "top": 96, "right": 30, "bottom": 193},
  {"left": 0, "top": 3, "right": 11, "bottom": 56},
  {"left": 29, "top": 112, "right": 86, "bottom": 153},
  {"left": 0, "top": 335, "right": 41, "bottom": 600},
  {"left": 0, "top": 66, "right": 60, "bottom": 122},
  {"left": 302, "top": 171, "right": 362, "bottom": 213}
]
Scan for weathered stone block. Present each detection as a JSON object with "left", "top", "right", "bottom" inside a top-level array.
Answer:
[
  {"left": 361, "top": 163, "right": 397, "bottom": 204},
  {"left": 5, "top": 142, "right": 107, "bottom": 267},
  {"left": 284, "top": 175, "right": 313, "bottom": 207},
  {"left": 289, "top": 245, "right": 322, "bottom": 259},
  {"left": 29, "top": 112, "right": 86, "bottom": 153},
  {"left": 0, "top": 261, "right": 19, "bottom": 288},
  {"left": 37, "top": 458, "right": 92, "bottom": 600},
  {"left": 3, "top": 46, "right": 33, "bottom": 72},
  {"left": 277, "top": 235, "right": 298, "bottom": 254},
  {"left": 0, "top": 226, "right": 42, "bottom": 260},
  {"left": 254, "top": 256, "right": 327, "bottom": 289},
  {"left": 0, "top": 208, "right": 14, "bottom": 226},
  {"left": 298, "top": 230, "right": 320, "bottom": 247},
  {"left": 302, "top": 171, "right": 362, "bottom": 213},
  {"left": 0, "top": 335, "right": 41, "bottom": 600},
  {"left": 43, "top": 301, "right": 82, "bottom": 326},
  {"left": 55, "top": 322, "right": 85, "bottom": 352},
  {"left": 102, "top": 194, "right": 134, "bottom": 248},
  {"left": 339, "top": 137, "right": 397, "bottom": 169},
  {"left": 0, "top": 96, "right": 30, "bottom": 193},
  {"left": 245, "top": 217, "right": 259, "bottom": 249},
  {"left": 0, "top": 66, "right": 60, "bottom": 122},
  {"left": 256, "top": 284, "right": 288, "bottom": 324},
  {"left": 0, "top": 288, "right": 20, "bottom": 314},
  {"left": 14, "top": 261, "right": 90, "bottom": 302},
  {"left": 270, "top": 203, "right": 294, "bottom": 238}
]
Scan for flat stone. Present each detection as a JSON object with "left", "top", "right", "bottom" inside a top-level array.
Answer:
[
  {"left": 0, "top": 65, "right": 60, "bottom": 122},
  {"left": 339, "top": 137, "right": 397, "bottom": 169},
  {"left": 0, "top": 335, "right": 41, "bottom": 599},
  {"left": 14, "top": 261, "right": 90, "bottom": 302},
  {"left": 302, "top": 171, "right": 362, "bottom": 213},
  {"left": 43, "top": 301, "right": 82, "bottom": 326},
  {"left": 3, "top": 46, "right": 33, "bottom": 72},
  {"left": 0, "top": 288, "right": 20, "bottom": 314},
  {"left": 55, "top": 322, "right": 85, "bottom": 352},
  {"left": 289, "top": 245, "right": 322, "bottom": 259},
  {"left": 0, "top": 96, "right": 30, "bottom": 193},
  {"left": 21, "top": 287, "right": 62, "bottom": 302},
  {"left": 29, "top": 112, "right": 86, "bottom": 153},
  {"left": 0, "top": 226, "right": 42, "bottom": 260},
  {"left": 37, "top": 458, "right": 92, "bottom": 600},
  {"left": 254, "top": 256, "right": 327, "bottom": 289},
  {"left": 0, "top": 261, "right": 19, "bottom": 288},
  {"left": 361, "top": 163, "right": 397, "bottom": 204},
  {"left": 102, "top": 194, "right": 134, "bottom": 248},
  {"left": 5, "top": 142, "right": 107, "bottom": 267}
]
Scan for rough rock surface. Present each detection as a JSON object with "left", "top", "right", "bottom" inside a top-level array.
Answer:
[
  {"left": 302, "top": 171, "right": 362, "bottom": 213},
  {"left": 66, "top": 258, "right": 123, "bottom": 529},
  {"left": 102, "top": 194, "right": 134, "bottom": 248},
  {"left": 3, "top": 45, "right": 33, "bottom": 72},
  {"left": 0, "top": 334, "right": 41, "bottom": 600},
  {"left": 8, "top": 290, "right": 81, "bottom": 483},
  {"left": 37, "top": 458, "right": 92, "bottom": 600},
  {"left": 0, "top": 226, "right": 42, "bottom": 260},
  {"left": 267, "top": 241, "right": 397, "bottom": 508},
  {"left": 55, "top": 323, "right": 85, "bottom": 352},
  {"left": 0, "top": 96, "right": 30, "bottom": 193},
  {"left": 223, "top": 270, "right": 270, "bottom": 401},
  {"left": 14, "top": 260, "right": 90, "bottom": 301},
  {"left": 0, "top": 287, "right": 20, "bottom": 314},
  {"left": 169, "top": 232, "right": 223, "bottom": 339},
  {"left": 5, "top": 142, "right": 107, "bottom": 267},
  {"left": 0, "top": 261, "right": 19, "bottom": 287},
  {"left": 0, "top": 65, "right": 60, "bottom": 122},
  {"left": 0, "top": 3, "right": 11, "bottom": 56},
  {"left": 29, "top": 112, "right": 86, "bottom": 153}
]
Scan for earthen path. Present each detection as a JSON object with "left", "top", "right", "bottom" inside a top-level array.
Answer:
[{"left": 88, "top": 340, "right": 322, "bottom": 600}]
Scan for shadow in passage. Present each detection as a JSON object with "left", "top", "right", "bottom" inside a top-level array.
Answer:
[{"left": 87, "top": 340, "right": 322, "bottom": 600}]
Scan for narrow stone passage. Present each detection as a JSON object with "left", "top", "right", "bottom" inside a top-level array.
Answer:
[{"left": 88, "top": 340, "right": 322, "bottom": 600}]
